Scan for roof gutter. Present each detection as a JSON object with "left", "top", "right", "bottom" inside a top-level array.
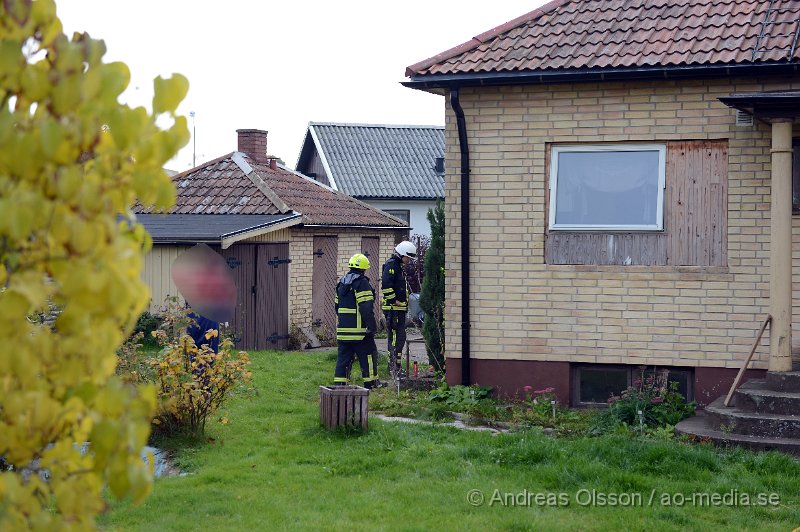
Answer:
[
  {"left": 403, "top": 62, "right": 800, "bottom": 91},
  {"left": 450, "top": 88, "right": 471, "bottom": 387},
  {"left": 302, "top": 224, "right": 408, "bottom": 230}
]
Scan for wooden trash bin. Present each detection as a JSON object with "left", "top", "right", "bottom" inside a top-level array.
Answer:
[{"left": 319, "top": 385, "right": 369, "bottom": 430}]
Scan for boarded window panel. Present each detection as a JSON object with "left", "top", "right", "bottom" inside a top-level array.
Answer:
[
  {"left": 545, "top": 233, "right": 667, "bottom": 265},
  {"left": 545, "top": 140, "right": 727, "bottom": 267},
  {"left": 665, "top": 140, "right": 728, "bottom": 266}
]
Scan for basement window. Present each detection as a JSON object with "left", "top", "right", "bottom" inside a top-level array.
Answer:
[
  {"left": 549, "top": 144, "right": 666, "bottom": 231},
  {"left": 572, "top": 365, "right": 693, "bottom": 406}
]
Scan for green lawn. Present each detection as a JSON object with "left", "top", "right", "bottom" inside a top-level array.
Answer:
[{"left": 102, "top": 350, "right": 800, "bottom": 531}]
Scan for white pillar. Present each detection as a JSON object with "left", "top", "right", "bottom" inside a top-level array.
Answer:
[{"left": 769, "top": 120, "right": 793, "bottom": 372}]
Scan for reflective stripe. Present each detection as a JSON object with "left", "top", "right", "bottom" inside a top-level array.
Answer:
[
  {"left": 337, "top": 327, "right": 367, "bottom": 333},
  {"left": 366, "top": 355, "right": 375, "bottom": 380},
  {"left": 337, "top": 334, "right": 365, "bottom": 341},
  {"left": 355, "top": 290, "right": 373, "bottom": 298},
  {"left": 338, "top": 308, "right": 357, "bottom": 314},
  {"left": 381, "top": 288, "right": 395, "bottom": 294},
  {"left": 334, "top": 377, "right": 349, "bottom": 384}
]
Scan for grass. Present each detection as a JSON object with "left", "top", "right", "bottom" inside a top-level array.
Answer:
[{"left": 101, "top": 349, "right": 800, "bottom": 531}]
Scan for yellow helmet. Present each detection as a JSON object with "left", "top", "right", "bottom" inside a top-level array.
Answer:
[{"left": 348, "top": 253, "right": 370, "bottom": 270}]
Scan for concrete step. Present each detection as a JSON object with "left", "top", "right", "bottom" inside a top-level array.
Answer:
[
  {"left": 705, "top": 397, "right": 800, "bottom": 439},
  {"left": 675, "top": 412, "right": 800, "bottom": 456},
  {"left": 734, "top": 380, "right": 800, "bottom": 415},
  {"left": 765, "top": 371, "right": 800, "bottom": 393}
]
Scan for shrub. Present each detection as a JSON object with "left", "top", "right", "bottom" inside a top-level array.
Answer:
[
  {"left": 0, "top": 2, "right": 188, "bottom": 528},
  {"left": 149, "top": 313, "right": 254, "bottom": 437},
  {"left": 428, "top": 383, "right": 492, "bottom": 409},
  {"left": 134, "top": 311, "right": 162, "bottom": 348},
  {"left": 420, "top": 200, "right": 445, "bottom": 370},
  {"left": 117, "top": 331, "right": 155, "bottom": 385},
  {"left": 402, "top": 234, "right": 431, "bottom": 294},
  {"left": 523, "top": 386, "right": 558, "bottom": 419},
  {"left": 590, "top": 368, "right": 696, "bottom": 435}
]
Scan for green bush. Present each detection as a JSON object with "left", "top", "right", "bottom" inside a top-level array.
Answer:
[
  {"left": 420, "top": 200, "right": 445, "bottom": 371},
  {"left": 428, "top": 383, "right": 492, "bottom": 409},
  {"left": 134, "top": 310, "right": 162, "bottom": 348},
  {"left": 590, "top": 368, "right": 696, "bottom": 435}
]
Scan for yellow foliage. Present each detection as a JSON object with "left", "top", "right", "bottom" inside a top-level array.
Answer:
[{"left": 0, "top": 0, "right": 188, "bottom": 529}]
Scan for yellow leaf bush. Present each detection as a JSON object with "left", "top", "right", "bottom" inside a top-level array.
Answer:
[
  {"left": 0, "top": 1, "right": 188, "bottom": 529},
  {"left": 144, "top": 301, "right": 254, "bottom": 437}
]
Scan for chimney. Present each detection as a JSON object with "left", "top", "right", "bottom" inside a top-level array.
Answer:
[{"left": 237, "top": 129, "right": 268, "bottom": 164}]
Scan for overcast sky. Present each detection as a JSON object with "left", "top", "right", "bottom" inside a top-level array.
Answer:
[{"left": 56, "top": 1, "right": 546, "bottom": 171}]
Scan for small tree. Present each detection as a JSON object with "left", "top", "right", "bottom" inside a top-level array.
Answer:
[
  {"left": 402, "top": 234, "right": 430, "bottom": 294},
  {"left": 0, "top": 1, "right": 188, "bottom": 529},
  {"left": 420, "top": 200, "right": 445, "bottom": 370}
]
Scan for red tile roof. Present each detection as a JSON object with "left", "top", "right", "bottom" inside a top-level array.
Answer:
[
  {"left": 406, "top": 0, "right": 800, "bottom": 76},
  {"left": 134, "top": 153, "right": 406, "bottom": 228}
]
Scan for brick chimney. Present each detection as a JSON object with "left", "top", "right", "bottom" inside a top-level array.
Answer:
[{"left": 237, "top": 129, "right": 268, "bottom": 164}]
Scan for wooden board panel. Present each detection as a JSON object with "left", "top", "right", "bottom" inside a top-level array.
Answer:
[
  {"left": 312, "top": 236, "right": 339, "bottom": 339},
  {"left": 257, "top": 243, "right": 290, "bottom": 350},
  {"left": 545, "top": 233, "right": 668, "bottom": 265},
  {"left": 665, "top": 140, "right": 728, "bottom": 266}
]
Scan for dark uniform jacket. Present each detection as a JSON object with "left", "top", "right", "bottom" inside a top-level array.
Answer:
[
  {"left": 381, "top": 254, "right": 408, "bottom": 312},
  {"left": 335, "top": 271, "right": 377, "bottom": 341}
]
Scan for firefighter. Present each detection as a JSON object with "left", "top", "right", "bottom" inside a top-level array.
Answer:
[
  {"left": 381, "top": 240, "right": 417, "bottom": 376},
  {"left": 333, "top": 253, "right": 386, "bottom": 389}
]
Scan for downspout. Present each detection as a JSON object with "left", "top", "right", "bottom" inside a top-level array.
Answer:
[{"left": 450, "top": 88, "right": 471, "bottom": 386}]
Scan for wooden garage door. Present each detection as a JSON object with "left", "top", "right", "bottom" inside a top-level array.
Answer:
[
  {"left": 220, "top": 245, "right": 256, "bottom": 349},
  {"left": 361, "top": 236, "right": 383, "bottom": 326},
  {"left": 312, "top": 236, "right": 338, "bottom": 339},
  {"left": 257, "top": 243, "right": 290, "bottom": 350},
  {"left": 220, "top": 243, "right": 290, "bottom": 351}
]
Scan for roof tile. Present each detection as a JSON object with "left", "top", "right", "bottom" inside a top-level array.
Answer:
[
  {"left": 407, "top": 0, "right": 800, "bottom": 76},
  {"left": 296, "top": 123, "right": 445, "bottom": 199},
  {"left": 134, "top": 152, "right": 405, "bottom": 228}
]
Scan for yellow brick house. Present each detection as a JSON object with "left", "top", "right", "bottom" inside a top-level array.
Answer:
[{"left": 404, "top": 0, "right": 800, "bottom": 406}]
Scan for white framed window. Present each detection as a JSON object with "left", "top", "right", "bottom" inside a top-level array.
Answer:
[{"left": 549, "top": 144, "right": 666, "bottom": 231}]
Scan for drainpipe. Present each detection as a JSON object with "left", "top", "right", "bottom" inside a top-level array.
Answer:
[{"left": 450, "top": 88, "right": 471, "bottom": 386}]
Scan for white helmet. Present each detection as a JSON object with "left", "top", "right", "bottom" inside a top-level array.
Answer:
[{"left": 395, "top": 241, "right": 417, "bottom": 259}]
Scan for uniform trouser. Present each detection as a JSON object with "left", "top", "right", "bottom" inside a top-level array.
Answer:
[
  {"left": 333, "top": 336, "right": 380, "bottom": 388},
  {"left": 385, "top": 310, "right": 407, "bottom": 367}
]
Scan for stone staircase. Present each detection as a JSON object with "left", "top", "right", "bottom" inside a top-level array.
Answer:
[{"left": 675, "top": 371, "right": 800, "bottom": 455}]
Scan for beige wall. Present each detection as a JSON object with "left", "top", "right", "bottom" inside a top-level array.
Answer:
[
  {"left": 443, "top": 77, "right": 800, "bottom": 370},
  {"left": 287, "top": 227, "right": 397, "bottom": 328},
  {"left": 142, "top": 245, "right": 190, "bottom": 312}
]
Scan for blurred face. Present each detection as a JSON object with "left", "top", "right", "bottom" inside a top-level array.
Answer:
[{"left": 401, "top": 256, "right": 411, "bottom": 265}]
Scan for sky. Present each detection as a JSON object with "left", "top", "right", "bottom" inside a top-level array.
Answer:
[{"left": 56, "top": 0, "right": 547, "bottom": 172}]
